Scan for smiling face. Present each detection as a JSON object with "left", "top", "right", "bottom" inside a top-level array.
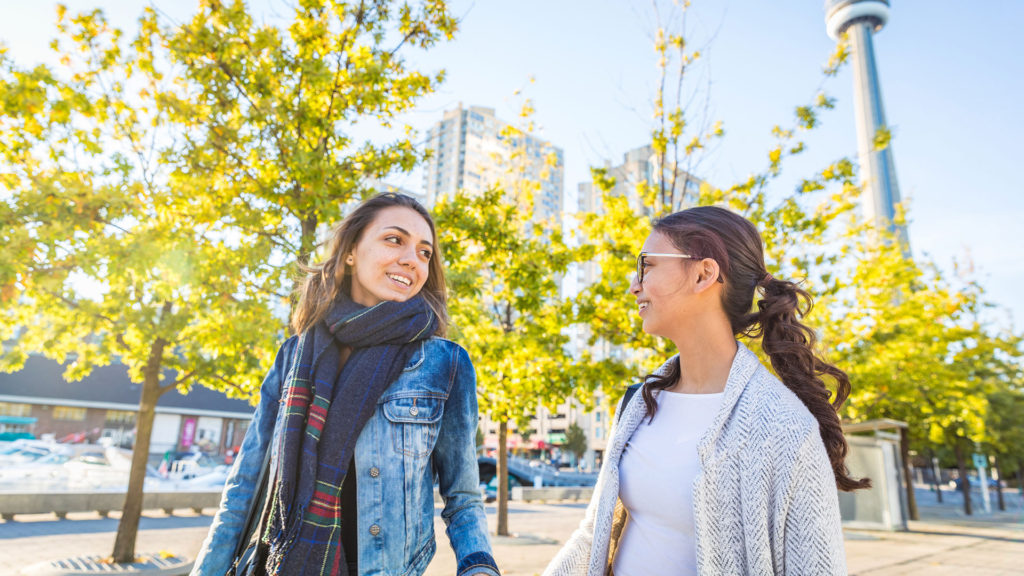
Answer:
[
  {"left": 629, "top": 230, "right": 701, "bottom": 338},
  {"left": 347, "top": 206, "right": 434, "bottom": 307}
]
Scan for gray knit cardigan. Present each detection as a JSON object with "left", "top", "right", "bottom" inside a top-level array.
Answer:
[{"left": 543, "top": 342, "right": 847, "bottom": 576}]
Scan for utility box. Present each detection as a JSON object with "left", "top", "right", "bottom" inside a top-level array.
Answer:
[{"left": 838, "top": 420, "right": 910, "bottom": 531}]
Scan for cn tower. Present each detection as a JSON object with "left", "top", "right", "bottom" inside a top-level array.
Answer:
[{"left": 825, "top": 0, "right": 909, "bottom": 249}]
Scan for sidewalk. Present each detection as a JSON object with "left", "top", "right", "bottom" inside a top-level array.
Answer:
[
  {"left": 838, "top": 486, "right": 1024, "bottom": 575},
  {"left": 1, "top": 489, "right": 1021, "bottom": 575},
  {"left": 424, "top": 488, "right": 1024, "bottom": 576}
]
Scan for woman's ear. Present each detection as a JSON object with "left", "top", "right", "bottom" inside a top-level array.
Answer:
[
  {"left": 346, "top": 253, "right": 354, "bottom": 266},
  {"left": 694, "top": 258, "right": 721, "bottom": 292}
]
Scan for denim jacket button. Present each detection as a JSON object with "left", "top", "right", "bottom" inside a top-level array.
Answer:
[
  {"left": 369, "top": 524, "right": 381, "bottom": 536},
  {"left": 409, "top": 406, "right": 419, "bottom": 416},
  {"left": 369, "top": 466, "right": 380, "bottom": 478}
]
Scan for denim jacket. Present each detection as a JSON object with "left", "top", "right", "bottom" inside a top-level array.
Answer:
[{"left": 192, "top": 336, "right": 499, "bottom": 576}]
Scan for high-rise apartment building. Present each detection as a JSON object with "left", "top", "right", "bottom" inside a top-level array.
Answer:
[
  {"left": 577, "top": 144, "right": 703, "bottom": 214},
  {"left": 422, "top": 104, "right": 564, "bottom": 222},
  {"left": 422, "top": 106, "right": 602, "bottom": 467}
]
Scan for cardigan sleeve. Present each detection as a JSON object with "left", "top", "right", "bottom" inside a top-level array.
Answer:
[
  {"left": 542, "top": 393, "right": 631, "bottom": 576},
  {"left": 780, "top": 429, "right": 848, "bottom": 576},
  {"left": 541, "top": 481, "right": 600, "bottom": 576}
]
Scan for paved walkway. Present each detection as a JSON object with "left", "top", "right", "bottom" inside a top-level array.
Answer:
[
  {"left": 1, "top": 489, "right": 1021, "bottom": 575},
  {"left": 839, "top": 486, "right": 1024, "bottom": 576}
]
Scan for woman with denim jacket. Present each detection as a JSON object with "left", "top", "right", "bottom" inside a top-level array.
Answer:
[{"left": 192, "top": 193, "right": 499, "bottom": 576}]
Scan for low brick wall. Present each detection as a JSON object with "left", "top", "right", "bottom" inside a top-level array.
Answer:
[{"left": 0, "top": 491, "right": 222, "bottom": 520}]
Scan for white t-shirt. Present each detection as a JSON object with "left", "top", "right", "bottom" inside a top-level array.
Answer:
[{"left": 612, "top": 389, "right": 725, "bottom": 576}]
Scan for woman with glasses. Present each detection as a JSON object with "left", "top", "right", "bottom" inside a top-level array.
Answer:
[
  {"left": 544, "top": 206, "right": 868, "bottom": 576},
  {"left": 192, "top": 193, "right": 499, "bottom": 576}
]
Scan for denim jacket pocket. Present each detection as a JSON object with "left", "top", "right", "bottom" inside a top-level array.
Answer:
[{"left": 383, "top": 396, "right": 443, "bottom": 458}]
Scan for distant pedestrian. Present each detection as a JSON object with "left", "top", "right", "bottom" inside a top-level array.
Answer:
[
  {"left": 192, "top": 193, "right": 498, "bottom": 576},
  {"left": 544, "top": 206, "right": 869, "bottom": 576}
]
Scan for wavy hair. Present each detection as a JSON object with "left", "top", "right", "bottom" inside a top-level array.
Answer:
[
  {"left": 291, "top": 193, "right": 448, "bottom": 336},
  {"left": 641, "top": 205, "right": 869, "bottom": 492}
]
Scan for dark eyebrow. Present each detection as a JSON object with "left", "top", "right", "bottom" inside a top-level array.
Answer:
[{"left": 383, "top": 225, "right": 433, "bottom": 248}]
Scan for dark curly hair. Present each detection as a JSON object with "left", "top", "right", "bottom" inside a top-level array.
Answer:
[{"left": 641, "top": 206, "right": 869, "bottom": 492}]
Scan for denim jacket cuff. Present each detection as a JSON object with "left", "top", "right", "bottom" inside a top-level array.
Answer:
[{"left": 456, "top": 551, "right": 500, "bottom": 576}]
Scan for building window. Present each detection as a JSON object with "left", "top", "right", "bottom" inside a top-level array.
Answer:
[
  {"left": 0, "top": 402, "right": 31, "bottom": 417},
  {"left": 53, "top": 406, "right": 87, "bottom": 421},
  {"left": 106, "top": 410, "right": 136, "bottom": 425}
]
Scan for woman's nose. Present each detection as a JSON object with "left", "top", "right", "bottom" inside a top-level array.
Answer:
[
  {"left": 397, "top": 246, "right": 418, "bottom": 267},
  {"left": 628, "top": 274, "right": 641, "bottom": 295}
]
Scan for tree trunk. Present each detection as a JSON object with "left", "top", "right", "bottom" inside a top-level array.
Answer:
[
  {"left": 496, "top": 420, "right": 509, "bottom": 536},
  {"left": 298, "top": 215, "right": 319, "bottom": 268},
  {"left": 953, "top": 439, "right": 972, "bottom": 516},
  {"left": 929, "top": 448, "right": 943, "bottom": 503},
  {"left": 287, "top": 214, "right": 320, "bottom": 325},
  {"left": 111, "top": 338, "right": 167, "bottom": 563},
  {"left": 994, "top": 457, "right": 1005, "bottom": 512},
  {"left": 899, "top": 427, "right": 918, "bottom": 520}
]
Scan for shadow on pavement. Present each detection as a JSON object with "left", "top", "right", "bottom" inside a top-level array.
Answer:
[{"left": 906, "top": 529, "right": 1024, "bottom": 544}]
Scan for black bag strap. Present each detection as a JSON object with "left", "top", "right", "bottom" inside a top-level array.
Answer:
[{"left": 616, "top": 383, "right": 642, "bottom": 423}]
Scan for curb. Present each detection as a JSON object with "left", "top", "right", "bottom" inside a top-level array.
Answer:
[
  {"left": 20, "top": 555, "right": 193, "bottom": 576},
  {"left": 491, "top": 533, "right": 559, "bottom": 546}
]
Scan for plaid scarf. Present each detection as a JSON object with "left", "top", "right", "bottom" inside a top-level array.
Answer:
[{"left": 261, "top": 293, "right": 437, "bottom": 576}]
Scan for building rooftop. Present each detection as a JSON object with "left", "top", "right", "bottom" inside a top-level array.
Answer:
[{"left": 0, "top": 355, "right": 255, "bottom": 417}]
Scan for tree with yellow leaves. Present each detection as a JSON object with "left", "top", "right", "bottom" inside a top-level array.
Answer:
[
  {"left": 0, "top": 0, "right": 456, "bottom": 563},
  {"left": 821, "top": 224, "right": 1024, "bottom": 515}
]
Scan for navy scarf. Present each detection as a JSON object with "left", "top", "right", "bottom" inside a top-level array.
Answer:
[{"left": 262, "top": 293, "right": 437, "bottom": 575}]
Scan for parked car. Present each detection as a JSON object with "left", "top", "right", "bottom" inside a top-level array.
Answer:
[
  {"left": 948, "top": 474, "right": 1002, "bottom": 491},
  {"left": 156, "top": 450, "right": 221, "bottom": 480},
  {"left": 479, "top": 473, "right": 524, "bottom": 503},
  {"left": 63, "top": 447, "right": 133, "bottom": 488},
  {"left": 0, "top": 450, "right": 72, "bottom": 488},
  {"left": 0, "top": 439, "right": 69, "bottom": 465},
  {"left": 166, "top": 451, "right": 220, "bottom": 468},
  {"left": 146, "top": 464, "right": 231, "bottom": 491}
]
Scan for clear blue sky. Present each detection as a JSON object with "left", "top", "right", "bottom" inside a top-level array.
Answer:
[{"left": 3, "top": 1, "right": 1022, "bottom": 328}]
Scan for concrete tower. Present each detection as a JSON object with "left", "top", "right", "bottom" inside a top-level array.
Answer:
[{"left": 825, "top": 0, "right": 908, "bottom": 248}]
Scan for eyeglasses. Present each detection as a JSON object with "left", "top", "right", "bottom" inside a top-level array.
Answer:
[{"left": 635, "top": 251, "right": 699, "bottom": 284}]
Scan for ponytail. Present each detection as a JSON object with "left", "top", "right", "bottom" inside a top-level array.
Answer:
[{"left": 750, "top": 275, "right": 870, "bottom": 492}]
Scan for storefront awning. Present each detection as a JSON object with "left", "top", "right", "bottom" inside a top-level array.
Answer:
[{"left": 0, "top": 416, "right": 37, "bottom": 425}]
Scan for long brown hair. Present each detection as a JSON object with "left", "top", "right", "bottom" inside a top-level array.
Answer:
[
  {"left": 291, "top": 193, "right": 448, "bottom": 336},
  {"left": 642, "top": 205, "right": 869, "bottom": 492}
]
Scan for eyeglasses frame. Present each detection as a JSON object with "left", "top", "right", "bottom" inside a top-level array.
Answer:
[{"left": 635, "top": 251, "right": 699, "bottom": 284}]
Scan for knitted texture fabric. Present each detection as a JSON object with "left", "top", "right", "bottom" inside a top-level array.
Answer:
[
  {"left": 263, "top": 294, "right": 437, "bottom": 576},
  {"left": 543, "top": 342, "right": 847, "bottom": 576}
]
